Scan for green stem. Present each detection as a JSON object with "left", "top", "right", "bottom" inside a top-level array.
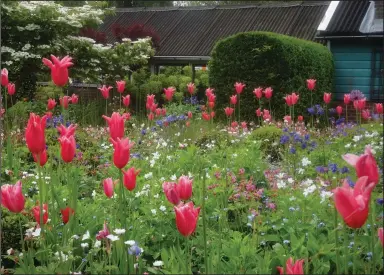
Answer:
[
  {"left": 238, "top": 93, "right": 240, "bottom": 122},
  {"left": 310, "top": 92, "right": 313, "bottom": 128},
  {"left": 185, "top": 237, "right": 189, "bottom": 274},
  {"left": 202, "top": 172, "right": 208, "bottom": 274},
  {"left": 343, "top": 225, "right": 349, "bottom": 274},
  {"left": 353, "top": 229, "right": 357, "bottom": 274},
  {"left": 19, "top": 215, "right": 25, "bottom": 251},
  {"left": 346, "top": 105, "right": 348, "bottom": 124},
  {"left": 369, "top": 200, "right": 376, "bottom": 273},
  {"left": 105, "top": 99, "right": 108, "bottom": 118}
]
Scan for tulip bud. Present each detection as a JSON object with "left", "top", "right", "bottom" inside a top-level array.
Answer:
[{"left": 123, "top": 167, "right": 140, "bottom": 191}]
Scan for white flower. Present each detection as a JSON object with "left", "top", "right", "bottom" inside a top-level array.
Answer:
[
  {"left": 277, "top": 181, "right": 286, "bottom": 189},
  {"left": 113, "top": 229, "right": 126, "bottom": 235},
  {"left": 297, "top": 168, "right": 304, "bottom": 175},
  {"left": 345, "top": 143, "right": 351, "bottom": 148},
  {"left": 94, "top": 240, "right": 101, "bottom": 248},
  {"left": 72, "top": 234, "right": 80, "bottom": 240},
  {"left": 91, "top": 190, "right": 96, "bottom": 198},
  {"left": 25, "top": 227, "right": 34, "bottom": 237},
  {"left": 82, "top": 231, "right": 90, "bottom": 241},
  {"left": 287, "top": 178, "right": 294, "bottom": 184},
  {"left": 106, "top": 234, "right": 120, "bottom": 242},
  {"left": 150, "top": 159, "right": 156, "bottom": 167},
  {"left": 303, "top": 185, "right": 317, "bottom": 197},
  {"left": 301, "top": 157, "right": 312, "bottom": 167},
  {"left": 154, "top": 194, "right": 159, "bottom": 199},
  {"left": 153, "top": 260, "right": 164, "bottom": 267},
  {"left": 81, "top": 243, "right": 89, "bottom": 248},
  {"left": 166, "top": 155, "right": 172, "bottom": 161},
  {"left": 32, "top": 228, "right": 41, "bottom": 237},
  {"left": 159, "top": 205, "right": 166, "bottom": 212},
  {"left": 151, "top": 209, "right": 157, "bottom": 215},
  {"left": 144, "top": 172, "right": 153, "bottom": 180},
  {"left": 232, "top": 154, "right": 238, "bottom": 158},
  {"left": 7, "top": 248, "right": 14, "bottom": 255},
  {"left": 352, "top": 135, "right": 362, "bottom": 142},
  {"left": 55, "top": 251, "right": 68, "bottom": 261},
  {"left": 152, "top": 152, "right": 161, "bottom": 160},
  {"left": 125, "top": 240, "right": 136, "bottom": 246},
  {"left": 160, "top": 177, "right": 165, "bottom": 182},
  {"left": 301, "top": 179, "right": 314, "bottom": 187},
  {"left": 320, "top": 191, "right": 333, "bottom": 203},
  {"left": 276, "top": 173, "right": 285, "bottom": 179},
  {"left": 170, "top": 174, "right": 177, "bottom": 181}
]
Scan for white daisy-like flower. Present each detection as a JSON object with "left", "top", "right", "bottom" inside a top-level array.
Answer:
[
  {"left": 170, "top": 174, "right": 177, "bottom": 181},
  {"left": 345, "top": 143, "right": 351, "bottom": 148},
  {"left": 125, "top": 240, "right": 136, "bottom": 246},
  {"left": 154, "top": 194, "right": 159, "bottom": 199},
  {"left": 113, "top": 229, "right": 126, "bottom": 235},
  {"left": 303, "top": 185, "right": 317, "bottom": 197},
  {"left": 32, "top": 228, "right": 41, "bottom": 237},
  {"left": 7, "top": 248, "right": 14, "bottom": 255},
  {"left": 106, "top": 234, "right": 120, "bottom": 242},
  {"left": 71, "top": 235, "right": 80, "bottom": 240},
  {"left": 81, "top": 243, "right": 89, "bottom": 248},
  {"left": 82, "top": 231, "right": 90, "bottom": 240},
  {"left": 153, "top": 260, "right": 164, "bottom": 267},
  {"left": 277, "top": 181, "right": 286, "bottom": 189},
  {"left": 151, "top": 209, "right": 157, "bottom": 215},
  {"left": 301, "top": 157, "right": 311, "bottom": 167},
  {"left": 159, "top": 205, "right": 166, "bottom": 212},
  {"left": 94, "top": 240, "right": 101, "bottom": 248},
  {"left": 287, "top": 178, "right": 294, "bottom": 184}
]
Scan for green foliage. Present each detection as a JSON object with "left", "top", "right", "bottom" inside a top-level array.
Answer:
[
  {"left": 249, "top": 125, "right": 283, "bottom": 161},
  {"left": 35, "top": 83, "right": 64, "bottom": 101},
  {"left": 209, "top": 31, "right": 334, "bottom": 120}
]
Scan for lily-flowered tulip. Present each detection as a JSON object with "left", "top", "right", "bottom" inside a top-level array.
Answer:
[
  {"left": 306, "top": 79, "right": 316, "bottom": 91},
  {"left": 353, "top": 99, "right": 366, "bottom": 110},
  {"left": 202, "top": 112, "right": 210, "bottom": 121},
  {"left": 205, "top": 87, "right": 215, "bottom": 97},
  {"left": 42, "top": 55, "right": 73, "bottom": 87},
  {"left": 343, "top": 146, "right": 379, "bottom": 185},
  {"left": 1, "top": 181, "right": 25, "bottom": 213},
  {"left": 164, "top": 87, "right": 176, "bottom": 101},
  {"left": 163, "top": 182, "right": 181, "bottom": 205},
  {"left": 32, "top": 204, "right": 49, "bottom": 225},
  {"left": 7, "top": 83, "right": 15, "bottom": 96},
  {"left": 110, "top": 137, "right": 134, "bottom": 169},
  {"left": 291, "top": 93, "right": 299, "bottom": 105},
  {"left": 102, "top": 112, "right": 125, "bottom": 141},
  {"left": 58, "top": 135, "right": 76, "bottom": 163},
  {"left": 284, "top": 95, "right": 292, "bottom": 106},
  {"left": 362, "top": 109, "right": 370, "bottom": 120},
  {"left": 26, "top": 113, "right": 47, "bottom": 155},
  {"left": 210, "top": 111, "right": 215, "bottom": 118},
  {"left": 231, "top": 121, "right": 238, "bottom": 128},
  {"left": 60, "top": 207, "right": 75, "bottom": 224},
  {"left": 207, "top": 93, "right": 216, "bottom": 103},
  {"left": 379, "top": 228, "right": 384, "bottom": 247},
  {"left": 208, "top": 101, "right": 215, "bottom": 109},
  {"left": 146, "top": 94, "right": 155, "bottom": 109},
  {"left": 253, "top": 87, "right": 263, "bottom": 99},
  {"left": 333, "top": 176, "right": 375, "bottom": 228},
  {"left": 71, "top": 94, "right": 79, "bottom": 104},
  {"left": 57, "top": 124, "right": 77, "bottom": 138},
  {"left": 103, "top": 178, "right": 114, "bottom": 198},
  {"left": 161, "top": 108, "right": 167, "bottom": 116},
  {"left": 187, "top": 111, "right": 193, "bottom": 119},
  {"left": 277, "top": 257, "right": 304, "bottom": 275},
  {"left": 241, "top": 121, "right": 247, "bottom": 129},
  {"left": 224, "top": 107, "right": 234, "bottom": 117},
  {"left": 176, "top": 176, "right": 192, "bottom": 200},
  {"left": 344, "top": 94, "right": 351, "bottom": 105},
  {"left": 47, "top": 98, "right": 56, "bottom": 110},
  {"left": 264, "top": 87, "right": 273, "bottom": 99},
  {"left": 323, "top": 92, "right": 332, "bottom": 104},
  {"left": 256, "top": 108, "right": 262, "bottom": 117},
  {"left": 187, "top": 83, "right": 195, "bottom": 95},
  {"left": 123, "top": 167, "right": 140, "bottom": 191},
  {"left": 122, "top": 95, "right": 130, "bottom": 107},
  {"left": 263, "top": 109, "right": 271, "bottom": 121},
  {"left": 116, "top": 80, "right": 126, "bottom": 93},
  {"left": 123, "top": 113, "right": 131, "bottom": 121},
  {"left": 230, "top": 94, "right": 237, "bottom": 105},
  {"left": 149, "top": 103, "right": 158, "bottom": 113},
  {"left": 298, "top": 115, "right": 303, "bottom": 122},
  {"left": 234, "top": 82, "right": 246, "bottom": 94},
  {"left": 60, "top": 96, "right": 71, "bottom": 109},
  {"left": 99, "top": 85, "right": 113, "bottom": 100},
  {"left": 1, "top": 68, "right": 9, "bottom": 87},
  {"left": 375, "top": 103, "right": 383, "bottom": 114},
  {"left": 284, "top": 115, "right": 292, "bottom": 124},
  {"left": 174, "top": 202, "right": 200, "bottom": 237},
  {"left": 33, "top": 149, "right": 48, "bottom": 167},
  {"left": 148, "top": 112, "right": 155, "bottom": 121},
  {"left": 336, "top": 106, "right": 343, "bottom": 115},
  {"left": 96, "top": 222, "right": 110, "bottom": 240}
]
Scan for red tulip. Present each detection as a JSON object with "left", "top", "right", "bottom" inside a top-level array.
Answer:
[
  {"left": 375, "top": 103, "right": 383, "bottom": 114},
  {"left": 1, "top": 68, "right": 9, "bottom": 87},
  {"left": 332, "top": 176, "right": 375, "bottom": 228},
  {"left": 202, "top": 112, "right": 210, "bottom": 121},
  {"left": 283, "top": 115, "right": 292, "bottom": 124},
  {"left": 362, "top": 109, "right": 370, "bottom": 120},
  {"left": 122, "top": 167, "right": 140, "bottom": 191},
  {"left": 32, "top": 204, "right": 48, "bottom": 225},
  {"left": 343, "top": 146, "right": 379, "bottom": 185},
  {"left": 102, "top": 112, "right": 125, "bottom": 141},
  {"left": 234, "top": 82, "right": 245, "bottom": 94},
  {"left": 187, "top": 82, "right": 195, "bottom": 95},
  {"left": 116, "top": 80, "right": 125, "bottom": 93},
  {"left": 33, "top": 149, "right": 48, "bottom": 167},
  {"left": 187, "top": 111, "right": 193, "bottom": 119},
  {"left": 1, "top": 181, "right": 25, "bottom": 213},
  {"left": 323, "top": 92, "right": 332, "bottom": 104},
  {"left": 186, "top": 121, "right": 190, "bottom": 127},
  {"left": 99, "top": 85, "right": 113, "bottom": 100},
  {"left": 176, "top": 176, "right": 192, "bottom": 200},
  {"left": 284, "top": 95, "right": 293, "bottom": 106},
  {"left": 161, "top": 108, "right": 167, "bottom": 116},
  {"left": 208, "top": 101, "right": 215, "bottom": 109},
  {"left": 60, "top": 207, "right": 75, "bottom": 224},
  {"left": 263, "top": 109, "right": 271, "bottom": 121},
  {"left": 277, "top": 257, "right": 304, "bottom": 275},
  {"left": 253, "top": 87, "right": 263, "bottom": 99},
  {"left": 231, "top": 121, "right": 238, "bottom": 128},
  {"left": 25, "top": 113, "right": 47, "bottom": 155},
  {"left": 57, "top": 124, "right": 77, "bottom": 138},
  {"left": 256, "top": 108, "right": 263, "bottom": 117},
  {"left": 96, "top": 221, "right": 110, "bottom": 240},
  {"left": 103, "top": 178, "right": 114, "bottom": 198},
  {"left": 110, "top": 137, "right": 134, "bottom": 169},
  {"left": 224, "top": 107, "right": 234, "bottom": 117},
  {"left": 150, "top": 103, "right": 158, "bottom": 113},
  {"left": 378, "top": 228, "right": 384, "bottom": 247},
  {"left": 264, "top": 87, "right": 273, "bottom": 99},
  {"left": 174, "top": 201, "right": 200, "bottom": 237},
  {"left": 7, "top": 83, "right": 15, "bottom": 96},
  {"left": 353, "top": 99, "right": 366, "bottom": 110},
  {"left": 60, "top": 96, "right": 71, "bottom": 109},
  {"left": 71, "top": 94, "right": 79, "bottom": 104},
  {"left": 146, "top": 94, "right": 155, "bottom": 109},
  {"left": 210, "top": 111, "right": 215, "bottom": 118},
  {"left": 164, "top": 87, "right": 176, "bottom": 101},
  {"left": 163, "top": 182, "right": 181, "bottom": 205},
  {"left": 205, "top": 87, "right": 215, "bottom": 97},
  {"left": 344, "top": 94, "right": 351, "bottom": 105},
  {"left": 336, "top": 106, "right": 343, "bottom": 115},
  {"left": 58, "top": 135, "right": 76, "bottom": 163},
  {"left": 291, "top": 93, "right": 299, "bottom": 105},
  {"left": 298, "top": 115, "right": 303, "bottom": 122},
  {"left": 47, "top": 98, "right": 56, "bottom": 110},
  {"left": 230, "top": 95, "right": 237, "bottom": 105},
  {"left": 306, "top": 79, "right": 316, "bottom": 91},
  {"left": 148, "top": 112, "right": 154, "bottom": 121},
  {"left": 122, "top": 95, "right": 130, "bottom": 107},
  {"left": 207, "top": 93, "right": 216, "bottom": 103},
  {"left": 42, "top": 55, "right": 73, "bottom": 87},
  {"left": 241, "top": 121, "right": 247, "bottom": 129},
  {"left": 123, "top": 112, "right": 131, "bottom": 121}
]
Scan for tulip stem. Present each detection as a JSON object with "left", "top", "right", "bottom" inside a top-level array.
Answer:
[
  {"left": 310, "top": 92, "right": 313, "bottom": 128},
  {"left": 19, "top": 215, "right": 25, "bottom": 251},
  {"left": 334, "top": 205, "right": 340, "bottom": 274},
  {"left": 369, "top": 200, "right": 376, "bottom": 273},
  {"left": 353, "top": 229, "right": 358, "bottom": 274},
  {"left": 201, "top": 172, "right": 208, "bottom": 274},
  {"left": 343, "top": 224, "right": 349, "bottom": 274}
]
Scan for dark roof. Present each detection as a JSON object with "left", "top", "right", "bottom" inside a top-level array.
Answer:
[
  {"left": 99, "top": 2, "right": 329, "bottom": 57},
  {"left": 319, "top": 1, "right": 384, "bottom": 36}
]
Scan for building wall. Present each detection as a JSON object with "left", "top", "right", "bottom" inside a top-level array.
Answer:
[{"left": 330, "top": 38, "right": 383, "bottom": 101}]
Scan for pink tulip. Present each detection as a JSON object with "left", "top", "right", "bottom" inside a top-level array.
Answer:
[
  {"left": 241, "top": 121, "right": 247, "bottom": 129},
  {"left": 256, "top": 108, "right": 262, "bottom": 117},
  {"left": 174, "top": 202, "right": 200, "bottom": 237},
  {"left": 116, "top": 80, "right": 125, "bottom": 93},
  {"left": 375, "top": 103, "right": 383, "bottom": 114},
  {"left": 202, "top": 112, "right": 210, "bottom": 121},
  {"left": 71, "top": 94, "right": 79, "bottom": 104},
  {"left": 298, "top": 115, "right": 303, "bottom": 122},
  {"left": 263, "top": 109, "right": 271, "bottom": 121},
  {"left": 230, "top": 95, "right": 237, "bottom": 105},
  {"left": 187, "top": 83, "right": 195, "bottom": 95},
  {"left": 253, "top": 87, "right": 263, "bottom": 99},
  {"left": 47, "top": 98, "right": 56, "bottom": 110},
  {"left": 57, "top": 124, "right": 77, "bottom": 138},
  {"left": 7, "top": 83, "right": 15, "bottom": 96},
  {"left": 344, "top": 94, "right": 351, "bottom": 105},
  {"left": 277, "top": 257, "right": 304, "bottom": 275},
  {"left": 33, "top": 149, "right": 48, "bottom": 167},
  {"left": 231, "top": 121, "right": 238, "bottom": 128},
  {"left": 148, "top": 112, "right": 154, "bottom": 121},
  {"left": 1, "top": 68, "right": 9, "bottom": 87},
  {"left": 163, "top": 182, "right": 181, "bottom": 205},
  {"left": 353, "top": 99, "right": 366, "bottom": 110},
  {"left": 103, "top": 178, "right": 114, "bottom": 198},
  {"left": 284, "top": 115, "right": 291, "bottom": 123},
  {"left": 164, "top": 87, "right": 176, "bottom": 101},
  {"left": 323, "top": 92, "right": 332, "bottom": 104},
  {"left": 110, "top": 137, "right": 134, "bottom": 169},
  {"left": 122, "top": 167, "right": 140, "bottom": 191},
  {"left": 146, "top": 94, "right": 156, "bottom": 109},
  {"left": 187, "top": 111, "right": 193, "bottom": 119},
  {"left": 102, "top": 112, "right": 125, "bottom": 141},
  {"left": 42, "top": 55, "right": 73, "bottom": 87},
  {"left": 234, "top": 82, "right": 245, "bottom": 94},
  {"left": 122, "top": 95, "right": 130, "bottom": 107},
  {"left": 306, "top": 79, "right": 316, "bottom": 91},
  {"left": 99, "top": 85, "right": 113, "bottom": 100},
  {"left": 263, "top": 87, "right": 273, "bottom": 99},
  {"left": 176, "top": 176, "right": 192, "bottom": 200},
  {"left": 336, "top": 106, "right": 343, "bottom": 116},
  {"left": 224, "top": 107, "right": 234, "bottom": 117},
  {"left": 60, "top": 96, "right": 71, "bottom": 109},
  {"left": 291, "top": 93, "right": 299, "bottom": 105},
  {"left": 58, "top": 135, "right": 76, "bottom": 163},
  {"left": 284, "top": 95, "right": 293, "bottom": 106},
  {"left": 1, "top": 181, "right": 25, "bottom": 213},
  {"left": 25, "top": 113, "right": 47, "bottom": 155},
  {"left": 362, "top": 109, "right": 370, "bottom": 120}
]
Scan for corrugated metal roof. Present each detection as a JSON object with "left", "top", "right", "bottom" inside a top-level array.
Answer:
[{"left": 99, "top": 2, "right": 330, "bottom": 56}]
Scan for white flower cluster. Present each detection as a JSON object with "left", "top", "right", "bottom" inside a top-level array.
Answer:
[{"left": 135, "top": 184, "right": 151, "bottom": 198}]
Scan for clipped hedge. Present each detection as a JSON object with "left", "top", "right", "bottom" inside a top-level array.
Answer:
[{"left": 209, "top": 31, "right": 334, "bottom": 120}]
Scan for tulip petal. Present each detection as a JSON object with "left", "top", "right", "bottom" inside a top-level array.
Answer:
[{"left": 342, "top": 154, "right": 359, "bottom": 166}]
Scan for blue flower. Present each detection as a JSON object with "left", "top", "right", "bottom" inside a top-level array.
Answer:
[
  {"left": 141, "top": 129, "right": 147, "bottom": 135},
  {"left": 316, "top": 166, "right": 327, "bottom": 174},
  {"left": 128, "top": 244, "right": 143, "bottom": 256},
  {"left": 377, "top": 198, "right": 383, "bottom": 205},
  {"left": 340, "top": 166, "right": 349, "bottom": 174},
  {"left": 289, "top": 147, "right": 296, "bottom": 154},
  {"left": 301, "top": 142, "right": 307, "bottom": 149},
  {"left": 307, "top": 107, "right": 315, "bottom": 115},
  {"left": 280, "top": 135, "right": 290, "bottom": 145},
  {"left": 328, "top": 163, "right": 338, "bottom": 173},
  {"left": 346, "top": 177, "right": 355, "bottom": 187},
  {"left": 283, "top": 127, "right": 289, "bottom": 132},
  {"left": 329, "top": 108, "right": 336, "bottom": 115},
  {"left": 304, "top": 134, "right": 310, "bottom": 141},
  {"left": 156, "top": 120, "right": 163, "bottom": 127}
]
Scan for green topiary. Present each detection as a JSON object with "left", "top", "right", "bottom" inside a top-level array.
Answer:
[
  {"left": 248, "top": 125, "right": 283, "bottom": 162},
  {"left": 209, "top": 31, "right": 334, "bottom": 121}
]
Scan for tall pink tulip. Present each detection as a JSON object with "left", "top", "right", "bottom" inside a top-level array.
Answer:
[
  {"left": 234, "top": 82, "right": 245, "bottom": 94},
  {"left": 32, "top": 204, "right": 48, "bottom": 225},
  {"left": 58, "top": 135, "right": 76, "bottom": 163},
  {"left": 103, "top": 178, "right": 114, "bottom": 198},
  {"left": 336, "top": 106, "right": 343, "bottom": 116},
  {"left": 253, "top": 87, "right": 263, "bottom": 99},
  {"left": 164, "top": 87, "right": 176, "bottom": 101},
  {"left": 102, "top": 112, "right": 125, "bottom": 141},
  {"left": 187, "top": 83, "right": 195, "bottom": 95},
  {"left": 42, "top": 55, "right": 73, "bottom": 87},
  {"left": 99, "top": 85, "right": 113, "bottom": 100},
  {"left": 116, "top": 80, "right": 125, "bottom": 93},
  {"left": 291, "top": 93, "right": 299, "bottom": 105},
  {"left": 47, "top": 98, "right": 56, "bottom": 110},
  {"left": 255, "top": 108, "right": 262, "bottom": 117},
  {"left": 174, "top": 202, "right": 200, "bottom": 237},
  {"left": 163, "top": 182, "right": 181, "bottom": 205},
  {"left": 71, "top": 94, "right": 79, "bottom": 104},
  {"left": 1, "top": 181, "right": 25, "bottom": 213},
  {"left": 323, "top": 92, "right": 332, "bottom": 104},
  {"left": 306, "top": 79, "right": 316, "bottom": 91},
  {"left": 122, "top": 167, "right": 140, "bottom": 191},
  {"left": 344, "top": 94, "right": 351, "bottom": 105},
  {"left": 375, "top": 103, "right": 383, "bottom": 114},
  {"left": 7, "top": 83, "right": 15, "bottom": 96},
  {"left": 122, "top": 95, "right": 131, "bottom": 107},
  {"left": 1, "top": 68, "right": 9, "bottom": 87},
  {"left": 33, "top": 149, "right": 48, "bottom": 167},
  {"left": 57, "top": 124, "right": 77, "bottom": 138},
  {"left": 60, "top": 96, "right": 71, "bottom": 109},
  {"left": 224, "top": 107, "right": 234, "bottom": 117},
  {"left": 25, "top": 113, "right": 47, "bottom": 155},
  {"left": 176, "top": 176, "right": 192, "bottom": 201},
  {"left": 277, "top": 257, "right": 304, "bottom": 275},
  {"left": 362, "top": 109, "right": 370, "bottom": 120},
  {"left": 110, "top": 137, "right": 134, "bottom": 169},
  {"left": 146, "top": 94, "right": 155, "bottom": 110},
  {"left": 230, "top": 95, "right": 237, "bottom": 105},
  {"left": 263, "top": 87, "right": 273, "bottom": 99}
]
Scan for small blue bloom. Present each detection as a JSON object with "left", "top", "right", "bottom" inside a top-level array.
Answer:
[
  {"left": 346, "top": 177, "right": 355, "bottom": 187},
  {"left": 328, "top": 163, "right": 338, "bottom": 173},
  {"left": 283, "top": 240, "right": 290, "bottom": 245},
  {"left": 377, "top": 198, "right": 384, "bottom": 205},
  {"left": 289, "top": 147, "right": 296, "bottom": 154},
  {"left": 128, "top": 244, "right": 143, "bottom": 256},
  {"left": 316, "top": 166, "right": 327, "bottom": 174},
  {"left": 141, "top": 129, "right": 147, "bottom": 135},
  {"left": 289, "top": 207, "right": 295, "bottom": 212},
  {"left": 280, "top": 135, "right": 290, "bottom": 145},
  {"left": 340, "top": 166, "right": 349, "bottom": 174}
]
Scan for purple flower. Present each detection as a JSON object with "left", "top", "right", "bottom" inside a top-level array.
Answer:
[{"left": 349, "top": 90, "right": 366, "bottom": 101}]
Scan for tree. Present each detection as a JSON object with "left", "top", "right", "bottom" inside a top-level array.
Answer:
[{"left": 174, "top": 1, "right": 302, "bottom": 6}]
